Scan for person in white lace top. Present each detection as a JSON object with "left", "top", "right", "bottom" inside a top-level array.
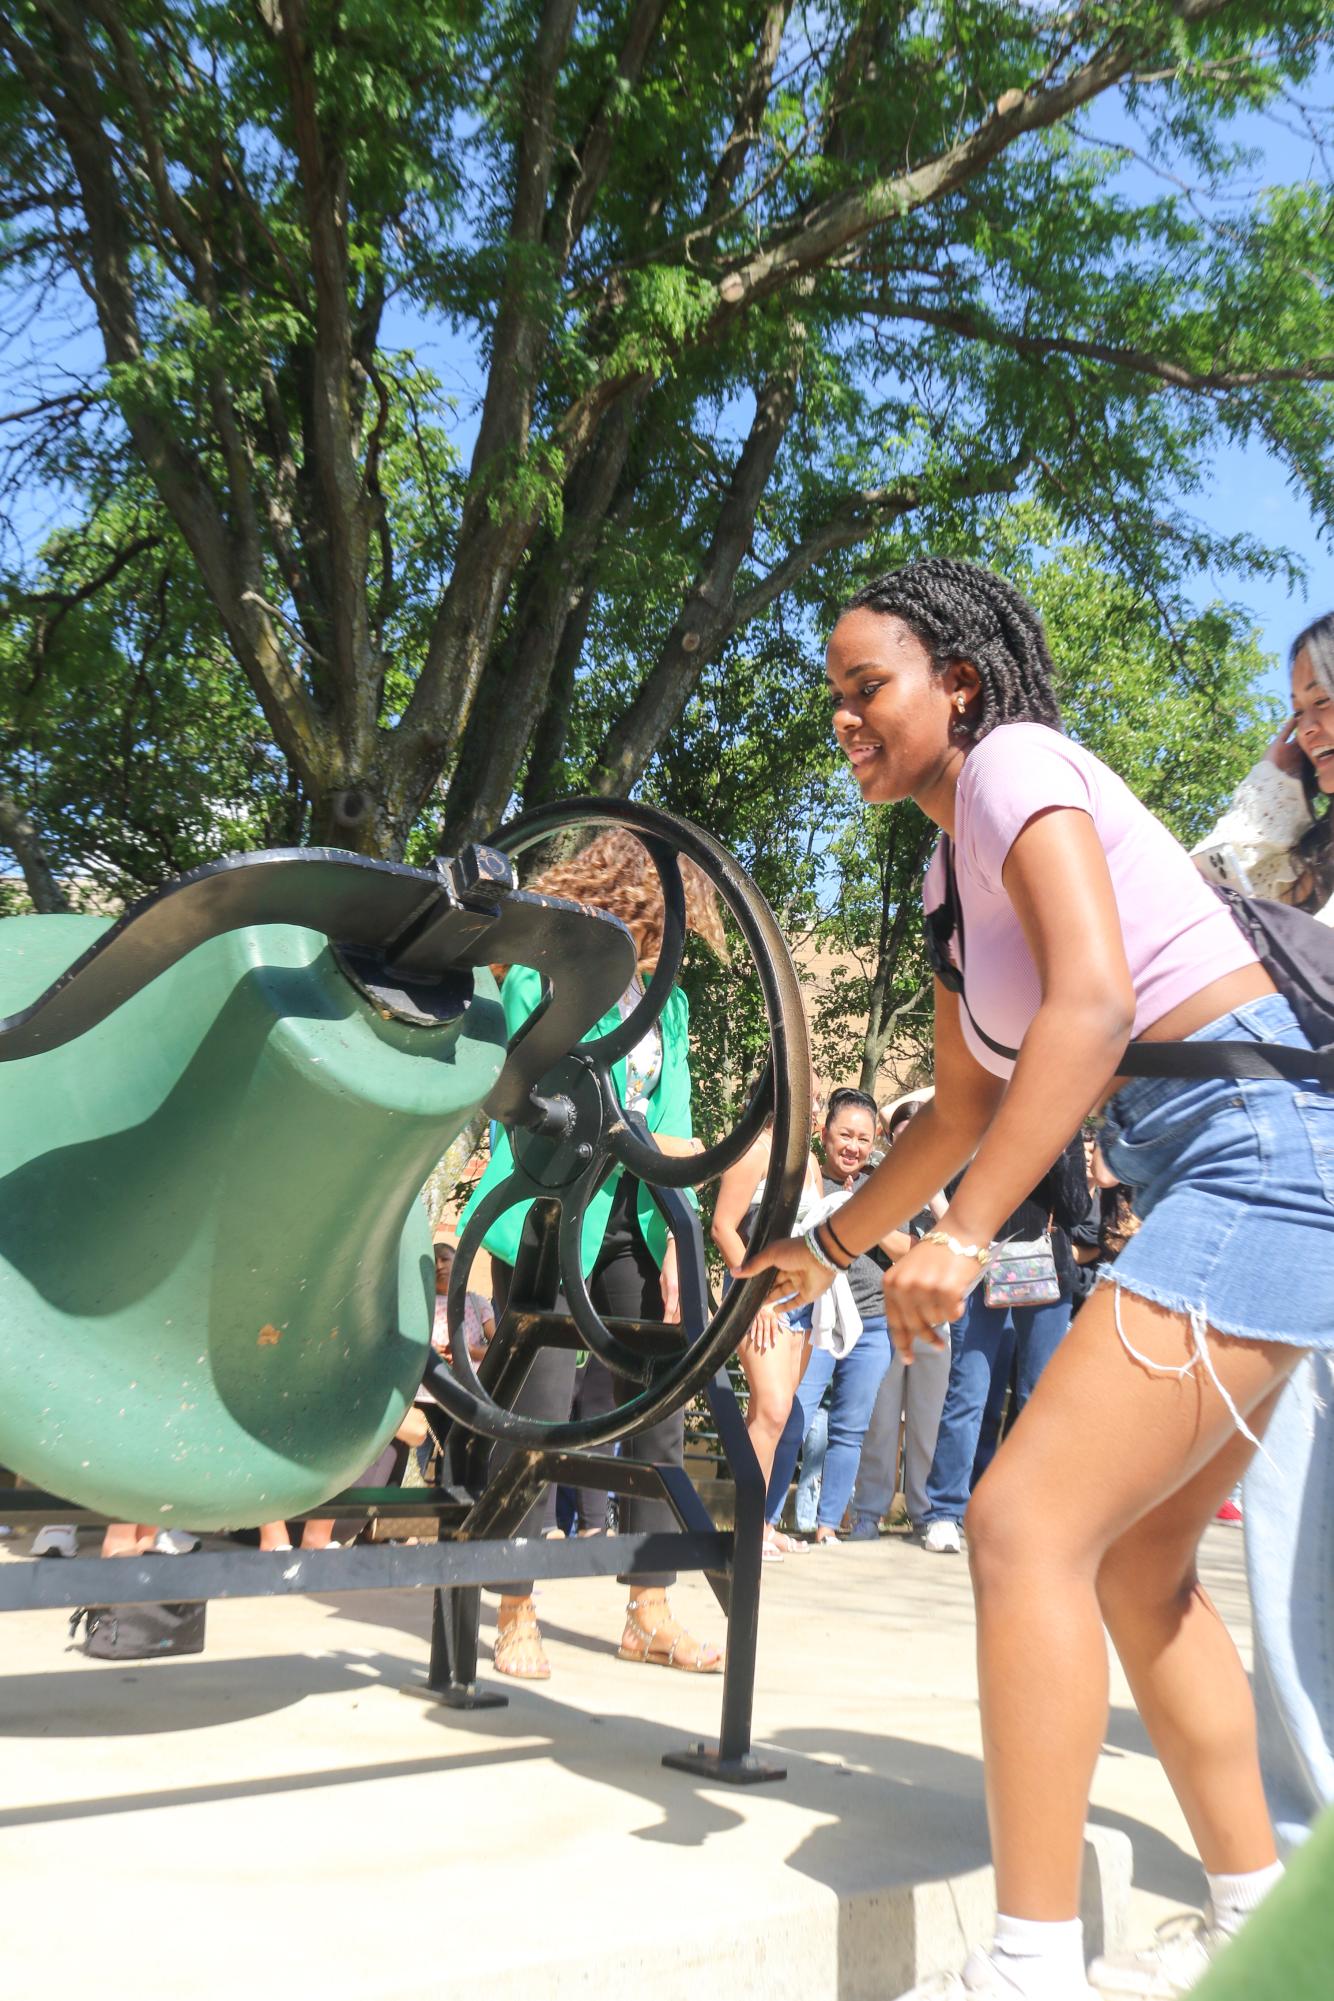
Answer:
[
  {"left": 1185, "top": 609, "right": 1334, "bottom": 1874},
  {"left": 1192, "top": 611, "right": 1334, "bottom": 925}
]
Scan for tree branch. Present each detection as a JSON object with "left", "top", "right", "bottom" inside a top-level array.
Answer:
[
  {"left": 703, "top": 1, "right": 791, "bottom": 222},
  {"left": 397, "top": 0, "right": 579, "bottom": 784},
  {"left": 15, "top": 528, "right": 162, "bottom": 699},
  {"left": 434, "top": 389, "right": 644, "bottom": 851},
  {"left": 588, "top": 442, "right": 1032, "bottom": 799},
  {"left": 275, "top": 0, "right": 375, "bottom": 747},
  {"left": 555, "top": 0, "right": 1241, "bottom": 452},
  {"left": 866, "top": 298, "right": 1334, "bottom": 391},
  {"left": 547, "top": 0, "right": 670, "bottom": 268},
  {"left": 732, "top": 446, "right": 1032, "bottom": 629},
  {"left": 589, "top": 343, "right": 805, "bottom": 797},
  {"left": 0, "top": 8, "right": 327, "bottom": 787}
]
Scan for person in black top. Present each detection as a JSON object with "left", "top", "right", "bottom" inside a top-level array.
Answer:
[
  {"left": 1069, "top": 1137, "right": 1139, "bottom": 1314},
  {"left": 919, "top": 1133, "right": 1089, "bottom": 1553}
]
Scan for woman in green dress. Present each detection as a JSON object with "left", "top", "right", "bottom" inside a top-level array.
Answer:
[{"left": 460, "top": 829, "right": 726, "bottom": 1682}]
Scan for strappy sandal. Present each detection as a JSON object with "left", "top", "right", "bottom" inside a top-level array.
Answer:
[
  {"left": 617, "top": 1593, "right": 723, "bottom": 1674},
  {"left": 492, "top": 1601, "right": 551, "bottom": 1680},
  {"left": 770, "top": 1529, "right": 809, "bottom": 1555}
]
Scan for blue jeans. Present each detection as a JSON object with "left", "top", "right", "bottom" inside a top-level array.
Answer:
[
  {"left": 765, "top": 1323, "right": 894, "bottom": 1529},
  {"left": 794, "top": 1403, "right": 829, "bottom": 1532},
  {"left": 816, "top": 1319, "right": 893, "bottom": 1530},
  {"left": 923, "top": 1292, "right": 1073, "bottom": 1525},
  {"left": 1245, "top": 1356, "right": 1334, "bottom": 1854}
]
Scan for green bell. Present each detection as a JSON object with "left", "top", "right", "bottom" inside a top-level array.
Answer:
[
  {"left": 0, "top": 911, "right": 502, "bottom": 1529},
  {"left": 0, "top": 846, "right": 631, "bottom": 1530}
]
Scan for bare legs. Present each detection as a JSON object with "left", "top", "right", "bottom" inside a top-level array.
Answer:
[
  {"left": 101, "top": 1523, "right": 155, "bottom": 1557},
  {"left": 258, "top": 1519, "right": 334, "bottom": 1552},
  {"left": 738, "top": 1323, "right": 809, "bottom": 1554},
  {"left": 963, "top": 1286, "right": 1299, "bottom": 1918}
]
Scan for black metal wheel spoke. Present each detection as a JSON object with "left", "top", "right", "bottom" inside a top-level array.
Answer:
[
  {"left": 555, "top": 1195, "right": 658, "bottom": 1385},
  {"left": 599, "top": 1057, "right": 775, "bottom": 1188}
]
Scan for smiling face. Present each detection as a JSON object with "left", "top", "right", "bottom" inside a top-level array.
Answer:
[
  {"left": 825, "top": 607, "right": 978, "bottom": 806},
  {"left": 1293, "top": 647, "right": 1334, "bottom": 793},
  {"left": 823, "top": 1102, "right": 876, "bottom": 1180}
]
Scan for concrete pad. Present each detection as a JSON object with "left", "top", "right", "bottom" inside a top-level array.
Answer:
[{"left": 0, "top": 1523, "right": 1251, "bottom": 2000}]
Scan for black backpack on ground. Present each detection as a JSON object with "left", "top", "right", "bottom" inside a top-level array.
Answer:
[
  {"left": 69, "top": 1600, "right": 206, "bottom": 1660},
  {"left": 924, "top": 837, "right": 1334, "bottom": 1087}
]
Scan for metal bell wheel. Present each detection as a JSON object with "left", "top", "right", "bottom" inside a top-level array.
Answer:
[{"left": 425, "top": 796, "right": 812, "bottom": 1453}]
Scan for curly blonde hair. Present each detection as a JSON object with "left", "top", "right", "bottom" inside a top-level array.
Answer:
[{"left": 531, "top": 828, "right": 727, "bottom": 971}]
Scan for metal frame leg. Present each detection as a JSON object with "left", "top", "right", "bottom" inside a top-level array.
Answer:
[
  {"left": 427, "top": 1583, "right": 508, "bottom": 1710},
  {"left": 661, "top": 1365, "right": 785, "bottom": 1786}
]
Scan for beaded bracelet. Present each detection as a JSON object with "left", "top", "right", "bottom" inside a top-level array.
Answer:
[
  {"left": 804, "top": 1225, "right": 841, "bottom": 1274},
  {"left": 920, "top": 1228, "right": 991, "bottom": 1266}
]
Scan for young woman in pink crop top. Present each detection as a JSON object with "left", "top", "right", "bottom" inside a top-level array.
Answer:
[{"left": 740, "top": 558, "right": 1334, "bottom": 2001}]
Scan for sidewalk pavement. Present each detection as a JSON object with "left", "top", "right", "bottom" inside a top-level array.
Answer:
[{"left": 0, "top": 1522, "right": 1251, "bottom": 2001}]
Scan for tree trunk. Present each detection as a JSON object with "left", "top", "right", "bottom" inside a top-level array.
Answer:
[
  {"left": 0, "top": 790, "right": 71, "bottom": 913},
  {"left": 859, "top": 984, "right": 927, "bottom": 1096}
]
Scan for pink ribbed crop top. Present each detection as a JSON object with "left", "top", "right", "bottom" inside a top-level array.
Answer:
[{"left": 922, "top": 723, "right": 1259, "bottom": 1081}]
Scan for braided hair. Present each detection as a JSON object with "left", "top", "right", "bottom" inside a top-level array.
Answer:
[
  {"left": 1291, "top": 611, "right": 1334, "bottom": 910},
  {"left": 841, "top": 557, "right": 1062, "bottom": 742}
]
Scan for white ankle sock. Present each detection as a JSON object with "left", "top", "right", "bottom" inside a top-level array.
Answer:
[
  {"left": 989, "top": 1914, "right": 1086, "bottom": 1994},
  {"left": 1205, "top": 1860, "right": 1283, "bottom": 1936}
]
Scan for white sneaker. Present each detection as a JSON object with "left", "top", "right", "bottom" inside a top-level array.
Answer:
[
  {"left": 922, "top": 1518, "right": 963, "bottom": 1554},
  {"left": 152, "top": 1529, "right": 201, "bottom": 1555},
  {"left": 31, "top": 1524, "right": 79, "bottom": 1557},
  {"left": 1088, "top": 1911, "right": 1227, "bottom": 1996},
  {"left": 895, "top": 1946, "right": 1095, "bottom": 1998}
]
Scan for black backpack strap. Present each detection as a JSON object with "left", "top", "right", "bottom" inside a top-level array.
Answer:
[
  {"left": 932, "top": 838, "right": 1022, "bottom": 1064},
  {"left": 1118, "top": 1038, "right": 1334, "bottom": 1086}
]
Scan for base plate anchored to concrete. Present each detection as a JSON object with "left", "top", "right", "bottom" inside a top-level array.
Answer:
[
  {"left": 432, "top": 1685, "right": 510, "bottom": 1711},
  {"left": 662, "top": 1741, "right": 787, "bottom": 1786}
]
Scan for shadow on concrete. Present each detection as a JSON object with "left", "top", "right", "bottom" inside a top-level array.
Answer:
[
  {"left": 0, "top": 1648, "right": 413, "bottom": 1737},
  {"left": 0, "top": 1741, "right": 542, "bottom": 1832},
  {"left": 308, "top": 1587, "right": 622, "bottom": 1663},
  {"left": 0, "top": 1635, "right": 1203, "bottom": 2001},
  {"left": 773, "top": 1724, "right": 1202, "bottom": 1910}
]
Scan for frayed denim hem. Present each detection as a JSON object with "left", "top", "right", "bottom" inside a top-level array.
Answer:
[
  {"left": 1093, "top": 1274, "right": 1314, "bottom": 1464},
  {"left": 1091, "top": 1270, "right": 1316, "bottom": 1350}
]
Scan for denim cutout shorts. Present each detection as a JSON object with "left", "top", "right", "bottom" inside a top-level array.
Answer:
[{"left": 1097, "top": 993, "right": 1334, "bottom": 1350}]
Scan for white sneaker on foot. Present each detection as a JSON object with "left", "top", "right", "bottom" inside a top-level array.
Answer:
[
  {"left": 895, "top": 1946, "right": 1095, "bottom": 1998},
  {"left": 31, "top": 1524, "right": 78, "bottom": 1557},
  {"left": 922, "top": 1518, "right": 963, "bottom": 1554},
  {"left": 153, "top": 1529, "right": 201, "bottom": 1555},
  {"left": 1088, "top": 1911, "right": 1227, "bottom": 1996}
]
